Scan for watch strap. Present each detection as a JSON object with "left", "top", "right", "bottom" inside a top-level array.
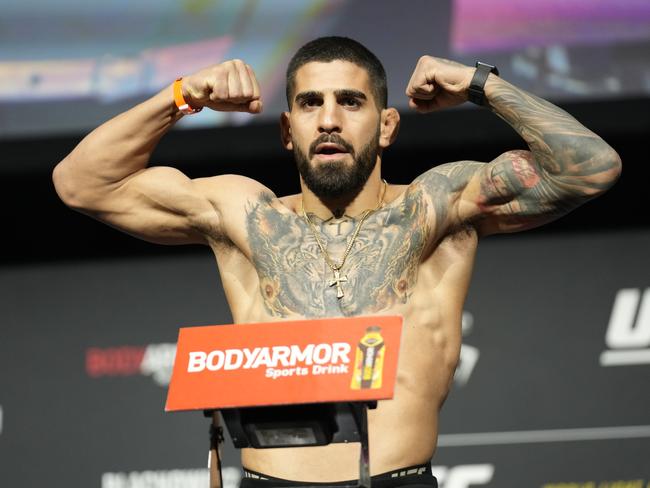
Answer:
[{"left": 468, "top": 62, "right": 499, "bottom": 106}]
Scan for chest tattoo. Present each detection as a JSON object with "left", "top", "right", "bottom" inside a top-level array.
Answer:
[{"left": 245, "top": 188, "right": 429, "bottom": 317}]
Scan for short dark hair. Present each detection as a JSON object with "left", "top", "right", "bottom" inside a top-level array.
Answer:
[{"left": 286, "top": 36, "right": 387, "bottom": 110}]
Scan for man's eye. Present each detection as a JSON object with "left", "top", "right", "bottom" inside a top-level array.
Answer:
[
  {"left": 342, "top": 98, "right": 360, "bottom": 107},
  {"left": 301, "top": 98, "right": 321, "bottom": 107}
]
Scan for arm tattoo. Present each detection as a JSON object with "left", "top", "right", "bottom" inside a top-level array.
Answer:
[
  {"left": 479, "top": 150, "right": 587, "bottom": 228},
  {"left": 486, "top": 79, "right": 620, "bottom": 206},
  {"left": 245, "top": 189, "right": 428, "bottom": 318},
  {"left": 418, "top": 78, "right": 625, "bottom": 233}
]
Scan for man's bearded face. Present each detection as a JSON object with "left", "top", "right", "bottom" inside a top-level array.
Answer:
[{"left": 293, "top": 126, "right": 380, "bottom": 200}]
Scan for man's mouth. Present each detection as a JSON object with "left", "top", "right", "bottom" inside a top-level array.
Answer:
[{"left": 313, "top": 143, "right": 349, "bottom": 159}]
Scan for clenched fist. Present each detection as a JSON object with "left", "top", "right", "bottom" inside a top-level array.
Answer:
[
  {"left": 405, "top": 56, "right": 476, "bottom": 112},
  {"left": 181, "top": 59, "right": 263, "bottom": 114}
]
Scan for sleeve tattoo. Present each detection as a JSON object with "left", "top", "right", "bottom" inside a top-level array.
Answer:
[{"left": 420, "top": 78, "right": 622, "bottom": 235}]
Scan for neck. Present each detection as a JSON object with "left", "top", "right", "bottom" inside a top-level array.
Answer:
[{"left": 301, "top": 167, "right": 385, "bottom": 220}]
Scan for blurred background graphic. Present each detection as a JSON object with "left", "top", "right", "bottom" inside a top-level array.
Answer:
[{"left": 2, "top": 0, "right": 649, "bottom": 138}]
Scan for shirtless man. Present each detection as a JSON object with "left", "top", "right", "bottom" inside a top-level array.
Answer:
[{"left": 52, "top": 37, "right": 621, "bottom": 487}]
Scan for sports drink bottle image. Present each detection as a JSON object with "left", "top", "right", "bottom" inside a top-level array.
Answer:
[{"left": 350, "top": 326, "right": 385, "bottom": 389}]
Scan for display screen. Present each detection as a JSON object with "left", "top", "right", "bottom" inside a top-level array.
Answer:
[{"left": 1, "top": 0, "right": 649, "bottom": 139}]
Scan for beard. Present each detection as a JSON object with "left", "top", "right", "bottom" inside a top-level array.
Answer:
[{"left": 293, "top": 127, "right": 380, "bottom": 200}]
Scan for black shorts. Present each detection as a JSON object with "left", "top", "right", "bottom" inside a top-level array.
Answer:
[{"left": 240, "top": 463, "right": 438, "bottom": 488}]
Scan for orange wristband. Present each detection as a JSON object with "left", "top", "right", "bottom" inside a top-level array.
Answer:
[{"left": 173, "top": 77, "right": 202, "bottom": 115}]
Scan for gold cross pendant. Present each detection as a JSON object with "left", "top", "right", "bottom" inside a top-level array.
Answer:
[{"left": 329, "top": 269, "right": 348, "bottom": 299}]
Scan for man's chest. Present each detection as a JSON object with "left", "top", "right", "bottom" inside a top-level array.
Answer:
[{"left": 244, "top": 202, "right": 429, "bottom": 318}]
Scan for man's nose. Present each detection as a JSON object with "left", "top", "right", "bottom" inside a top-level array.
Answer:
[{"left": 318, "top": 102, "right": 342, "bottom": 133}]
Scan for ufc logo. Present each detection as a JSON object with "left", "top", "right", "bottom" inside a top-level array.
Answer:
[
  {"left": 600, "top": 288, "right": 650, "bottom": 366},
  {"left": 432, "top": 464, "right": 494, "bottom": 488}
]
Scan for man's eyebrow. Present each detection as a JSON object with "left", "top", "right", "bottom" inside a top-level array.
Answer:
[
  {"left": 294, "top": 89, "right": 368, "bottom": 104},
  {"left": 294, "top": 91, "right": 323, "bottom": 104},
  {"left": 335, "top": 89, "right": 367, "bottom": 100}
]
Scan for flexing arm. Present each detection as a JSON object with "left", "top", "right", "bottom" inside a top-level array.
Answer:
[
  {"left": 52, "top": 60, "right": 264, "bottom": 245},
  {"left": 406, "top": 57, "right": 622, "bottom": 237}
]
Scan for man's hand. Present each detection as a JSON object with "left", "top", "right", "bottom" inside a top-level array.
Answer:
[
  {"left": 182, "top": 59, "right": 263, "bottom": 114},
  {"left": 405, "top": 56, "right": 475, "bottom": 112}
]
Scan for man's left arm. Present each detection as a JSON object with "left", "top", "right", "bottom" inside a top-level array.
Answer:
[{"left": 406, "top": 56, "right": 622, "bottom": 236}]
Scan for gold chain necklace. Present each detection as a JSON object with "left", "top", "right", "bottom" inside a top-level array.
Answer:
[{"left": 301, "top": 179, "right": 388, "bottom": 299}]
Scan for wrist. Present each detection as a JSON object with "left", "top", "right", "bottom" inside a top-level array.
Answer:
[
  {"left": 157, "top": 83, "right": 185, "bottom": 120},
  {"left": 173, "top": 77, "right": 202, "bottom": 115},
  {"left": 482, "top": 73, "right": 508, "bottom": 110}
]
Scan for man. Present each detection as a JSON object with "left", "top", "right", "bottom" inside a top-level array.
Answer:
[{"left": 53, "top": 37, "right": 621, "bottom": 487}]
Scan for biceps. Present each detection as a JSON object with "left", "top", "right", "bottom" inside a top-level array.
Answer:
[{"left": 471, "top": 150, "right": 591, "bottom": 234}]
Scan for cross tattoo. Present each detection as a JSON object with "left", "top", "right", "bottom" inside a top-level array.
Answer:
[{"left": 329, "top": 269, "right": 348, "bottom": 299}]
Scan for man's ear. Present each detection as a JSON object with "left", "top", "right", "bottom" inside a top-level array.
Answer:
[
  {"left": 379, "top": 107, "right": 400, "bottom": 149},
  {"left": 280, "top": 111, "right": 293, "bottom": 150}
]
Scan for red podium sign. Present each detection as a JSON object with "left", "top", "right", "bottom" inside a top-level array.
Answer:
[{"left": 165, "top": 315, "right": 403, "bottom": 411}]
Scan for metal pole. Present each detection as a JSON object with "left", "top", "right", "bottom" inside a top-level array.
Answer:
[{"left": 356, "top": 403, "right": 371, "bottom": 488}]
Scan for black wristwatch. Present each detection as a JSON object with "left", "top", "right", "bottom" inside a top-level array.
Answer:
[{"left": 468, "top": 62, "right": 499, "bottom": 106}]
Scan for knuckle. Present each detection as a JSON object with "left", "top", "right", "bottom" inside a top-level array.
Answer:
[
  {"left": 215, "top": 84, "right": 228, "bottom": 99},
  {"left": 214, "top": 65, "right": 228, "bottom": 80}
]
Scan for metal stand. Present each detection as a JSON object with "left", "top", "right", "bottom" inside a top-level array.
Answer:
[
  {"left": 210, "top": 401, "right": 375, "bottom": 488},
  {"left": 352, "top": 403, "right": 371, "bottom": 488}
]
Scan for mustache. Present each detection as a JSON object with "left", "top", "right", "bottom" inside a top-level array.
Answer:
[{"left": 308, "top": 134, "right": 354, "bottom": 157}]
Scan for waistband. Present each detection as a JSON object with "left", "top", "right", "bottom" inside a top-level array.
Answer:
[{"left": 242, "top": 463, "right": 434, "bottom": 486}]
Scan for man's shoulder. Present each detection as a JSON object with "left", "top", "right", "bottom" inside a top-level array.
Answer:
[
  {"left": 195, "top": 173, "right": 267, "bottom": 191},
  {"left": 193, "top": 174, "right": 277, "bottom": 208},
  {"left": 276, "top": 192, "right": 301, "bottom": 210},
  {"left": 399, "top": 162, "right": 488, "bottom": 241}
]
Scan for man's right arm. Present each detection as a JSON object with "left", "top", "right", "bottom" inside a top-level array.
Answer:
[{"left": 52, "top": 60, "right": 264, "bottom": 245}]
